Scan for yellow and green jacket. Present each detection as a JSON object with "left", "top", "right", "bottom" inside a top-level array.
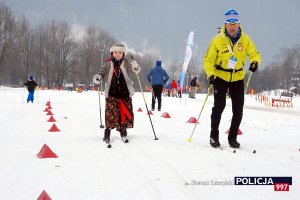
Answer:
[{"left": 204, "top": 25, "right": 261, "bottom": 82}]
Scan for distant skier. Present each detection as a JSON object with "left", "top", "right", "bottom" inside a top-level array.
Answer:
[
  {"left": 204, "top": 9, "right": 261, "bottom": 148},
  {"left": 170, "top": 79, "right": 177, "bottom": 97},
  {"left": 189, "top": 77, "right": 199, "bottom": 98},
  {"left": 92, "top": 43, "right": 141, "bottom": 143},
  {"left": 147, "top": 60, "right": 169, "bottom": 111},
  {"left": 24, "top": 75, "right": 38, "bottom": 103},
  {"left": 177, "top": 80, "right": 182, "bottom": 98}
]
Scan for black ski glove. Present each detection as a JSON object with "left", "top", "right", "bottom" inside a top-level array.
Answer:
[
  {"left": 249, "top": 61, "right": 258, "bottom": 72},
  {"left": 209, "top": 75, "right": 215, "bottom": 85}
]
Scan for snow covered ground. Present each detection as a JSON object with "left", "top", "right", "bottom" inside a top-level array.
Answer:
[{"left": 0, "top": 86, "right": 299, "bottom": 200}]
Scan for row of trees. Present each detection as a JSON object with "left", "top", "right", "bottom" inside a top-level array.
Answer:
[
  {"left": 1, "top": 2, "right": 299, "bottom": 92},
  {"left": 0, "top": 2, "right": 157, "bottom": 89},
  {"left": 248, "top": 46, "right": 300, "bottom": 92}
]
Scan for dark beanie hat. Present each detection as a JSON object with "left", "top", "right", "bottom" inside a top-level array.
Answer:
[
  {"left": 156, "top": 60, "right": 162, "bottom": 66},
  {"left": 29, "top": 75, "right": 33, "bottom": 80}
]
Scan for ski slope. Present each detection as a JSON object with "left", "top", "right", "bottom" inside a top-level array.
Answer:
[{"left": 0, "top": 87, "right": 299, "bottom": 200}]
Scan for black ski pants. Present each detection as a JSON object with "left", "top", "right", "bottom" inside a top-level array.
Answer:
[
  {"left": 151, "top": 84, "right": 164, "bottom": 109},
  {"left": 210, "top": 77, "right": 244, "bottom": 141}
]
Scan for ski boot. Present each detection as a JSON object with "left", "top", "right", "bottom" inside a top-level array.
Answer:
[
  {"left": 120, "top": 129, "right": 129, "bottom": 143},
  {"left": 228, "top": 131, "right": 240, "bottom": 148},
  {"left": 210, "top": 130, "right": 220, "bottom": 148},
  {"left": 228, "top": 139, "right": 240, "bottom": 148},
  {"left": 103, "top": 128, "right": 111, "bottom": 143},
  {"left": 210, "top": 137, "right": 220, "bottom": 148}
]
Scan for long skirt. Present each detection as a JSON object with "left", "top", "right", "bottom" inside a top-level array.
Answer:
[{"left": 105, "top": 96, "right": 134, "bottom": 132}]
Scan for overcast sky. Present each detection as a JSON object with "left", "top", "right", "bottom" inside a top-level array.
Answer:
[{"left": 4, "top": 0, "right": 300, "bottom": 68}]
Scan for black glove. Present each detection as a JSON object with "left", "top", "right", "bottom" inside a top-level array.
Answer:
[
  {"left": 209, "top": 75, "right": 215, "bottom": 85},
  {"left": 249, "top": 61, "right": 258, "bottom": 72},
  {"left": 214, "top": 64, "right": 222, "bottom": 70},
  {"left": 164, "top": 80, "right": 167, "bottom": 84}
]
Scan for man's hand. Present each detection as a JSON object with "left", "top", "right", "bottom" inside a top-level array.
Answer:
[{"left": 249, "top": 61, "right": 258, "bottom": 73}]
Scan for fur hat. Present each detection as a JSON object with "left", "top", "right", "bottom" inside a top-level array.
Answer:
[{"left": 110, "top": 43, "right": 126, "bottom": 54}]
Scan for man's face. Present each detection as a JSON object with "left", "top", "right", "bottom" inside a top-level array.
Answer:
[{"left": 225, "top": 23, "right": 240, "bottom": 37}]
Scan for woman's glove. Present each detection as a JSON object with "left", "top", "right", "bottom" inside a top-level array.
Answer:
[
  {"left": 131, "top": 61, "right": 141, "bottom": 74},
  {"left": 93, "top": 74, "right": 102, "bottom": 84}
]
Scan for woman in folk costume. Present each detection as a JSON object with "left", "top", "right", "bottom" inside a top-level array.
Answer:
[{"left": 93, "top": 43, "right": 141, "bottom": 143}]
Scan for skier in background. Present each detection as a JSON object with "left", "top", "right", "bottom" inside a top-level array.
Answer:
[
  {"left": 93, "top": 43, "right": 141, "bottom": 143},
  {"left": 24, "top": 75, "right": 38, "bottom": 103},
  {"left": 147, "top": 60, "right": 169, "bottom": 111},
  {"left": 204, "top": 9, "right": 261, "bottom": 148},
  {"left": 177, "top": 80, "right": 182, "bottom": 98},
  {"left": 189, "top": 77, "right": 198, "bottom": 98},
  {"left": 170, "top": 79, "right": 177, "bottom": 97}
]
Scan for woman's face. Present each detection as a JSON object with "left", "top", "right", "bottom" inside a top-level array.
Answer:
[{"left": 112, "top": 51, "right": 124, "bottom": 59}]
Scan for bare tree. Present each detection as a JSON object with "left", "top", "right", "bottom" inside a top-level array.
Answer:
[
  {"left": 76, "top": 26, "right": 116, "bottom": 87},
  {"left": 0, "top": 2, "right": 15, "bottom": 83},
  {"left": 41, "top": 21, "right": 77, "bottom": 88},
  {"left": 14, "top": 15, "right": 35, "bottom": 83}
]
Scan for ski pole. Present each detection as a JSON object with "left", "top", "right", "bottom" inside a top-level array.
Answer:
[
  {"left": 245, "top": 72, "right": 253, "bottom": 94},
  {"left": 131, "top": 55, "right": 158, "bottom": 140},
  {"left": 22, "top": 86, "right": 26, "bottom": 103},
  {"left": 3, "top": 84, "right": 6, "bottom": 101},
  {"left": 36, "top": 86, "right": 39, "bottom": 103},
  {"left": 187, "top": 84, "right": 213, "bottom": 142},
  {"left": 97, "top": 84, "right": 105, "bottom": 129}
]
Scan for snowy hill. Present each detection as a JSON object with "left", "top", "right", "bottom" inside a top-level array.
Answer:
[{"left": 0, "top": 87, "right": 299, "bottom": 199}]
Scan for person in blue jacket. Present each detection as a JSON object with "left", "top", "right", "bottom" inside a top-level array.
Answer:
[
  {"left": 24, "top": 75, "right": 38, "bottom": 103},
  {"left": 147, "top": 60, "right": 169, "bottom": 111}
]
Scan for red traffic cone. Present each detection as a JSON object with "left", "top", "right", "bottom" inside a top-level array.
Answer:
[
  {"left": 37, "top": 144, "right": 58, "bottom": 158},
  {"left": 186, "top": 117, "right": 199, "bottom": 124},
  {"left": 46, "top": 101, "right": 51, "bottom": 106},
  {"left": 43, "top": 107, "right": 49, "bottom": 112},
  {"left": 147, "top": 111, "right": 153, "bottom": 115},
  {"left": 48, "top": 123, "right": 60, "bottom": 132},
  {"left": 161, "top": 112, "right": 171, "bottom": 118},
  {"left": 46, "top": 110, "right": 53, "bottom": 115},
  {"left": 37, "top": 190, "right": 52, "bottom": 200},
  {"left": 47, "top": 116, "right": 56, "bottom": 122},
  {"left": 137, "top": 107, "right": 143, "bottom": 112},
  {"left": 226, "top": 129, "right": 243, "bottom": 135}
]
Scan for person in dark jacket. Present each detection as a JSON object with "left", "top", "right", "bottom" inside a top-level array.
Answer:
[
  {"left": 92, "top": 43, "right": 141, "bottom": 143},
  {"left": 189, "top": 77, "right": 198, "bottom": 98},
  {"left": 24, "top": 75, "right": 38, "bottom": 103},
  {"left": 147, "top": 60, "right": 169, "bottom": 111}
]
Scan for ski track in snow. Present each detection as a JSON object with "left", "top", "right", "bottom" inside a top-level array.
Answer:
[{"left": 0, "top": 88, "right": 300, "bottom": 199}]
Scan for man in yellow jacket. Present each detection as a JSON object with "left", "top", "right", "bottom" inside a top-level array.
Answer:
[{"left": 204, "top": 9, "right": 261, "bottom": 148}]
